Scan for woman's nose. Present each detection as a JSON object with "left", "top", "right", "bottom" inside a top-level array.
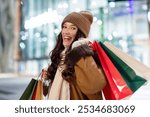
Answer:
[{"left": 64, "top": 28, "right": 71, "bottom": 34}]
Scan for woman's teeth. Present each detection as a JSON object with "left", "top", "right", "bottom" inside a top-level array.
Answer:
[{"left": 64, "top": 37, "right": 71, "bottom": 40}]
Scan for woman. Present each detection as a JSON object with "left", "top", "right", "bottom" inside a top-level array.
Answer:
[{"left": 44, "top": 11, "right": 107, "bottom": 100}]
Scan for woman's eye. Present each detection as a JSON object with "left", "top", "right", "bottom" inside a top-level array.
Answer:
[
  {"left": 62, "top": 26, "right": 67, "bottom": 29},
  {"left": 71, "top": 27, "right": 76, "bottom": 30}
]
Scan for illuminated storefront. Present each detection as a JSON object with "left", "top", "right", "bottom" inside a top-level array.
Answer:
[{"left": 19, "top": 0, "right": 149, "bottom": 75}]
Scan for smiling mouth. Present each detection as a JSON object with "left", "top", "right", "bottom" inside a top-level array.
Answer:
[{"left": 64, "top": 37, "right": 72, "bottom": 41}]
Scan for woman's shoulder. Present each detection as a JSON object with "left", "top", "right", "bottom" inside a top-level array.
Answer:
[
  {"left": 71, "top": 38, "right": 93, "bottom": 56},
  {"left": 66, "top": 38, "right": 94, "bottom": 64}
]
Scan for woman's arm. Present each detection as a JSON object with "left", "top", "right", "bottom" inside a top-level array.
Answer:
[{"left": 75, "top": 56, "right": 107, "bottom": 94}]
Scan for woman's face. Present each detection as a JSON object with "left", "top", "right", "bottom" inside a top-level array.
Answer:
[{"left": 61, "top": 22, "right": 78, "bottom": 48}]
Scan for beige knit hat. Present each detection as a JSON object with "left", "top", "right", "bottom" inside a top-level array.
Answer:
[{"left": 62, "top": 11, "right": 93, "bottom": 37}]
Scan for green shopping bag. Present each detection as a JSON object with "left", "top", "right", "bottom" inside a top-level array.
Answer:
[
  {"left": 20, "top": 78, "right": 38, "bottom": 100},
  {"left": 104, "top": 41, "right": 150, "bottom": 80},
  {"left": 99, "top": 42, "right": 147, "bottom": 92}
]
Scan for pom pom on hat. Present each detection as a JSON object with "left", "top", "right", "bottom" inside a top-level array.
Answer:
[{"left": 62, "top": 11, "right": 93, "bottom": 37}]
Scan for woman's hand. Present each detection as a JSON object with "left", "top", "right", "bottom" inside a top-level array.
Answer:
[
  {"left": 72, "top": 38, "right": 92, "bottom": 49},
  {"left": 42, "top": 69, "right": 48, "bottom": 80},
  {"left": 41, "top": 68, "right": 51, "bottom": 97}
]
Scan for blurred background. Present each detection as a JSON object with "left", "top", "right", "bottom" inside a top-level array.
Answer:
[{"left": 0, "top": 0, "right": 150, "bottom": 77}]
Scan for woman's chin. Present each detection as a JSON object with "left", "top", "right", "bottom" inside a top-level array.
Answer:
[
  {"left": 63, "top": 43, "right": 71, "bottom": 48},
  {"left": 63, "top": 44, "right": 70, "bottom": 48}
]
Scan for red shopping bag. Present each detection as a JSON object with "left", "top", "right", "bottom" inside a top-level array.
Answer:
[
  {"left": 92, "top": 41, "right": 133, "bottom": 100},
  {"left": 31, "top": 85, "right": 37, "bottom": 100}
]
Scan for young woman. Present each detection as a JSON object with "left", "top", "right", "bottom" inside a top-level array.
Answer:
[{"left": 44, "top": 11, "right": 107, "bottom": 100}]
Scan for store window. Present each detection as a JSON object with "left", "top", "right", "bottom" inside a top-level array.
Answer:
[
  {"left": 19, "top": 0, "right": 89, "bottom": 74},
  {"left": 20, "top": 0, "right": 88, "bottom": 60},
  {"left": 19, "top": 0, "right": 150, "bottom": 75},
  {"left": 103, "top": 0, "right": 149, "bottom": 66}
]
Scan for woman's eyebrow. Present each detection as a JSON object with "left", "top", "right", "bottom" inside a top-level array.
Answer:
[{"left": 70, "top": 24, "right": 77, "bottom": 27}]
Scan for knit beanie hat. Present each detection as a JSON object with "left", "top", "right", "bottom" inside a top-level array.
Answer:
[{"left": 62, "top": 11, "right": 93, "bottom": 37}]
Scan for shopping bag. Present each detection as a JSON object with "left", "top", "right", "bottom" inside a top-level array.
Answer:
[
  {"left": 92, "top": 41, "right": 133, "bottom": 100},
  {"left": 104, "top": 42, "right": 150, "bottom": 80},
  {"left": 32, "top": 79, "right": 43, "bottom": 100},
  {"left": 31, "top": 84, "right": 37, "bottom": 100},
  {"left": 99, "top": 42, "right": 147, "bottom": 92},
  {"left": 32, "top": 69, "right": 44, "bottom": 100},
  {"left": 20, "top": 78, "right": 38, "bottom": 100}
]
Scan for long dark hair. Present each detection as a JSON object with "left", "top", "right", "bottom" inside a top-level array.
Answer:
[{"left": 47, "top": 29, "right": 85, "bottom": 81}]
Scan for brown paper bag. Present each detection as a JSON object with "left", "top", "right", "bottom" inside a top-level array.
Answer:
[{"left": 35, "top": 80, "right": 43, "bottom": 100}]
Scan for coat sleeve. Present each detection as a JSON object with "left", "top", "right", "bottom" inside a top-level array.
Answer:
[{"left": 75, "top": 56, "right": 107, "bottom": 94}]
